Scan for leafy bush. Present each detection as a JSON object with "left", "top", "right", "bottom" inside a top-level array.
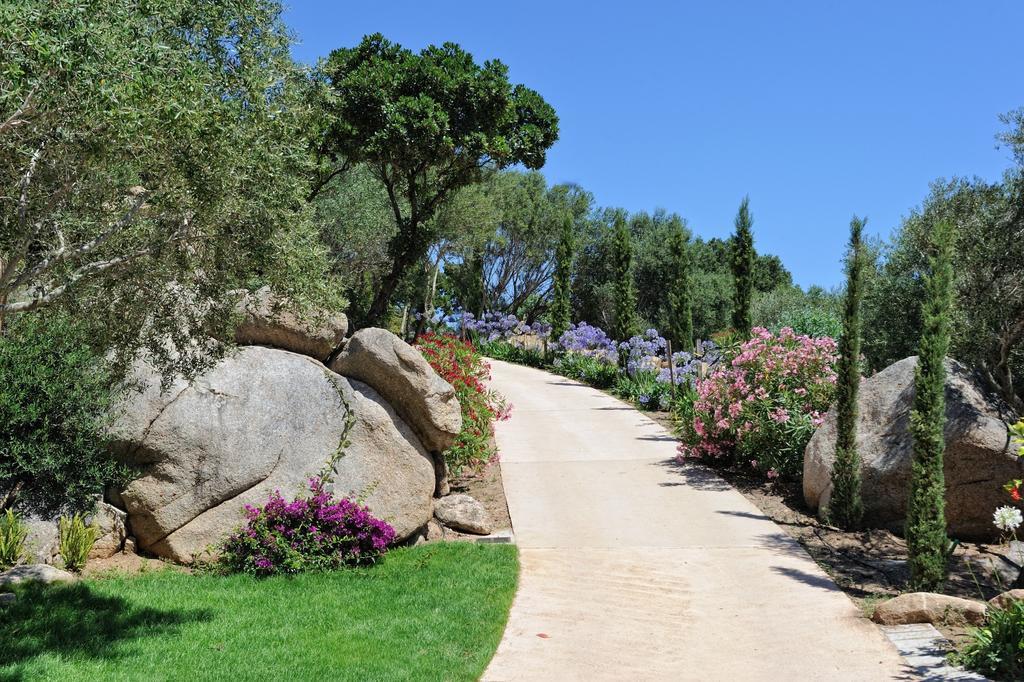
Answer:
[
  {"left": 0, "top": 509, "right": 27, "bottom": 569},
  {"left": 552, "top": 352, "right": 620, "bottom": 389},
  {"left": 415, "top": 333, "right": 510, "bottom": 473},
  {"left": 464, "top": 311, "right": 551, "bottom": 343},
  {"left": 677, "top": 327, "right": 838, "bottom": 481},
  {"left": 614, "top": 371, "right": 672, "bottom": 411},
  {"left": 58, "top": 513, "right": 98, "bottom": 573},
  {"left": 952, "top": 600, "right": 1024, "bottom": 680},
  {"left": 0, "top": 313, "right": 128, "bottom": 516},
  {"left": 220, "top": 478, "right": 395, "bottom": 577},
  {"left": 479, "top": 340, "right": 549, "bottom": 368}
]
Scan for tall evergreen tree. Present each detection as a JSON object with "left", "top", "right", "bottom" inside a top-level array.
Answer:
[
  {"left": 668, "top": 229, "right": 694, "bottom": 351},
  {"left": 550, "top": 214, "right": 574, "bottom": 339},
  {"left": 610, "top": 216, "right": 640, "bottom": 341},
  {"left": 828, "top": 216, "right": 868, "bottom": 529},
  {"left": 906, "top": 219, "right": 955, "bottom": 591},
  {"left": 731, "top": 197, "right": 755, "bottom": 336}
]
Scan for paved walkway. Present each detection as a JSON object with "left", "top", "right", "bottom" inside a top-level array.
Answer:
[{"left": 482, "top": 360, "right": 912, "bottom": 681}]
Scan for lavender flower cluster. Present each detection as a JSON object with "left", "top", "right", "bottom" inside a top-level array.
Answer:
[
  {"left": 656, "top": 340, "right": 722, "bottom": 385},
  {"left": 556, "top": 322, "right": 618, "bottom": 363},
  {"left": 618, "top": 329, "right": 668, "bottom": 376},
  {"left": 464, "top": 312, "right": 551, "bottom": 342},
  {"left": 220, "top": 478, "right": 395, "bottom": 576}
]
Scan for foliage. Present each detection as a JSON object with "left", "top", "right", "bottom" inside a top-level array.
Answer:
[
  {"left": 753, "top": 285, "right": 843, "bottom": 339},
  {"left": 0, "top": 543, "right": 517, "bottom": 680},
  {"left": 610, "top": 216, "right": 640, "bottom": 341},
  {"left": 952, "top": 599, "right": 1024, "bottom": 680},
  {"left": 479, "top": 339, "right": 548, "bottom": 368},
  {"left": 906, "top": 220, "right": 955, "bottom": 591},
  {"left": 58, "top": 514, "right": 98, "bottom": 573},
  {"left": 863, "top": 175, "right": 1023, "bottom": 409},
  {"left": 415, "top": 333, "right": 510, "bottom": 473},
  {"left": 552, "top": 352, "right": 620, "bottom": 389},
  {"left": 550, "top": 213, "right": 574, "bottom": 339},
  {"left": 618, "top": 329, "right": 668, "bottom": 376},
  {"left": 464, "top": 310, "right": 550, "bottom": 343},
  {"left": 0, "top": 509, "right": 27, "bottom": 569},
  {"left": 667, "top": 228, "right": 694, "bottom": 351},
  {"left": 613, "top": 371, "right": 673, "bottom": 411},
  {"left": 677, "top": 327, "right": 838, "bottom": 481},
  {"left": 0, "top": 313, "right": 127, "bottom": 516},
  {"left": 731, "top": 197, "right": 755, "bottom": 337},
  {"left": 318, "top": 35, "right": 559, "bottom": 326},
  {"left": 219, "top": 478, "right": 394, "bottom": 577},
  {"left": 1, "top": 0, "right": 338, "bottom": 376},
  {"left": 829, "top": 217, "right": 867, "bottom": 529}
]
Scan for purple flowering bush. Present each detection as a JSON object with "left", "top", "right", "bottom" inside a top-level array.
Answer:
[
  {"left": 220, "top": 478, "right": 395, "bottom": 576},
  {"left": 556, "top": 322, "right": 618, "bottom": 362},
  {"left": 464, "top": 311, "right": 551, "bottom": 342}
]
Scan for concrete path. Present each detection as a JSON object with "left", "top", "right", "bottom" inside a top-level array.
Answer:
[{"left": 482, "top": 360, "right": 913, "bottom": 681}]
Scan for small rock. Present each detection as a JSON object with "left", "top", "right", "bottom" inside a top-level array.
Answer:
[
  {"left": 425, "top": 519, "right": 445, "bottom": 542},
  {"left": 989, "top": 589, "right": 1024, "bottom": 609},
  {"left": 123, "top": 536, "right": 137, "bottom": 554},
  {"left": 872, "top": 592, "right": 987, "bottom": 626},
  {"left": 22, "top": 518, "right": 59, "bottom": 564},
  {"left": 434, "top": 494, "right": 493, "bottom": 535},
  {"left": 88, "top": 501, "right": 127, "bottom": 559},
  {"left": 234, "top": 286, "right": 348, "bottom": 362},
  {"left": 0, "top": 592, "right": 15, "bottom": 606},
  {"left": 0, "top": 564, "right": 79, "bottom": 587}
]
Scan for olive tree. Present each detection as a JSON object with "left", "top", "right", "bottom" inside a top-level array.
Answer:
[{"left": 0, "top": 0, "right": 338, "bottom": 376}]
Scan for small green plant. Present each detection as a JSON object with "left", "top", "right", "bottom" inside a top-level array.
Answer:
[
  {"left": 952, "top": 599, "right": 1024, "bottom": 679},
  {"left": 58, "top": 514, "right": 99, "bottom": 573},
  {"left": 0, "top": 509, "right": 28, "bottom": 569}
]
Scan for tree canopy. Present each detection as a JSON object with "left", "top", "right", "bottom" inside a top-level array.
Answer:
[{"left": 317, "top": 34, "right": 559, "bottom": 326}]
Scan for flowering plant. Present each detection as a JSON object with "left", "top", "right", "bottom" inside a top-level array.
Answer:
[
  {"left": 464, "top": 311, "right": 550, "bottom": 342},
  {"left": 416, "top": 333, "right": 511, "bottom": 473},
  {"left": 676, "top": 327, "right": 838, "bottom": 481},
  {"left": 556, "top": 322, "right": 618, "bottom": 363},
  {"left": 220, "top": 478, "right": 395, "bottom": 576}
]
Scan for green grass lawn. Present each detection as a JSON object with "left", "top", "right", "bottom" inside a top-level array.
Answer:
[{"left": 0, "top": 543, "right": 518, "bottom": 681}]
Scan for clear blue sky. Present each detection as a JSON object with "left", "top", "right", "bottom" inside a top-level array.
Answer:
[{"left": 283, "top": 1, "right": 1023, "bottom": 289}]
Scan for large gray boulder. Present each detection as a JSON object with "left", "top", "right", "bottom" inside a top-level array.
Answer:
[
  {"left": 0, "top": 564, "right": 78, "bottom": 587},
  {"left": 109, "top": 346, "right": 435, "bottom": 563},
  {"left": 804, "top": 356, "right": 1020, "bottom": 539},
  {"left": 330, "top": 328, "right": 462, "bottom": 454},
  {"left": 234, "top": 286, "right": 347, "bottom": 362}
]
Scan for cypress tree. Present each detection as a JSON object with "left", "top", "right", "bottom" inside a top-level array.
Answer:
[
  {"left": 610, "top": 216, "right": 639, "bottom": 341},
  {"left": 668, "top": 228, "right": 694, "bottom": 351},
  {"left": 550, "top": 214, "right": 574, "bottom": 340},
  {"left": 731, "top": 196, "right": 755, "bottom": 336},
  {"left": 906, "top": 219, "right": 955, "bottom": 591},
  {"left": 828, "top": 216, "right": 867, "bottom": 529}
]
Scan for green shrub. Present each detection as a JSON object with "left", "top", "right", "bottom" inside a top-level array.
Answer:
[
  {"left": 0, "top": 509, "right": 27, "bottom": 569},
  {"left": 58, "top": 514, "right": 98, "bottom": 573},
  {"left": 553, "top": 353, "right": 619, "bottom": 389},
  {"left": 952, "top": 600, "right": 1024, "bottom": 679},
  {"left": 613, "top": 371, "right": 672, "bottom": 411},
  {"left": 480, "top": 340, "right": 549, "bottom": 368},
  {"left": 0, "top": 313, "right": 128, "bottom": 516}
]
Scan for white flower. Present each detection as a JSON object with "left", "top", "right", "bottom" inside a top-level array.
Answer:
[{"left": 993, "top": 505, "right": 1023, "bottom": 533}]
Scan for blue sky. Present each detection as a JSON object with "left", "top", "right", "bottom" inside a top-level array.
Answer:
[{"left": 283, "top": 1, "right": 1023, "bottom": 289}]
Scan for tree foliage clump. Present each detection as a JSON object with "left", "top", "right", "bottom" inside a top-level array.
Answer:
[
  {"left": 317, "top": 35, "right": 559, "bottom": 326},
  {"left": 906, "top": 220, "right": 955, "bottom": 591},
  {"left": 550, "top": 214, "right": 574, "bottom": 339},
  {"left": 0, "top": 313, "right": 126, "bottom": 516},
  {"left": 667, "top": 228, "right": 694, "bottom": 351},
  {"left": 1, "top": 0, "right": 339, "bottom": 377},
  {"left": 828, "top": 217, "right": 867, "bottom": 529},
  {"left": 730, "top": 197, "right": 755, "bottom": 337},
  {"left": 610, "top": 217, "right": 639, "bottom": 341}
]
